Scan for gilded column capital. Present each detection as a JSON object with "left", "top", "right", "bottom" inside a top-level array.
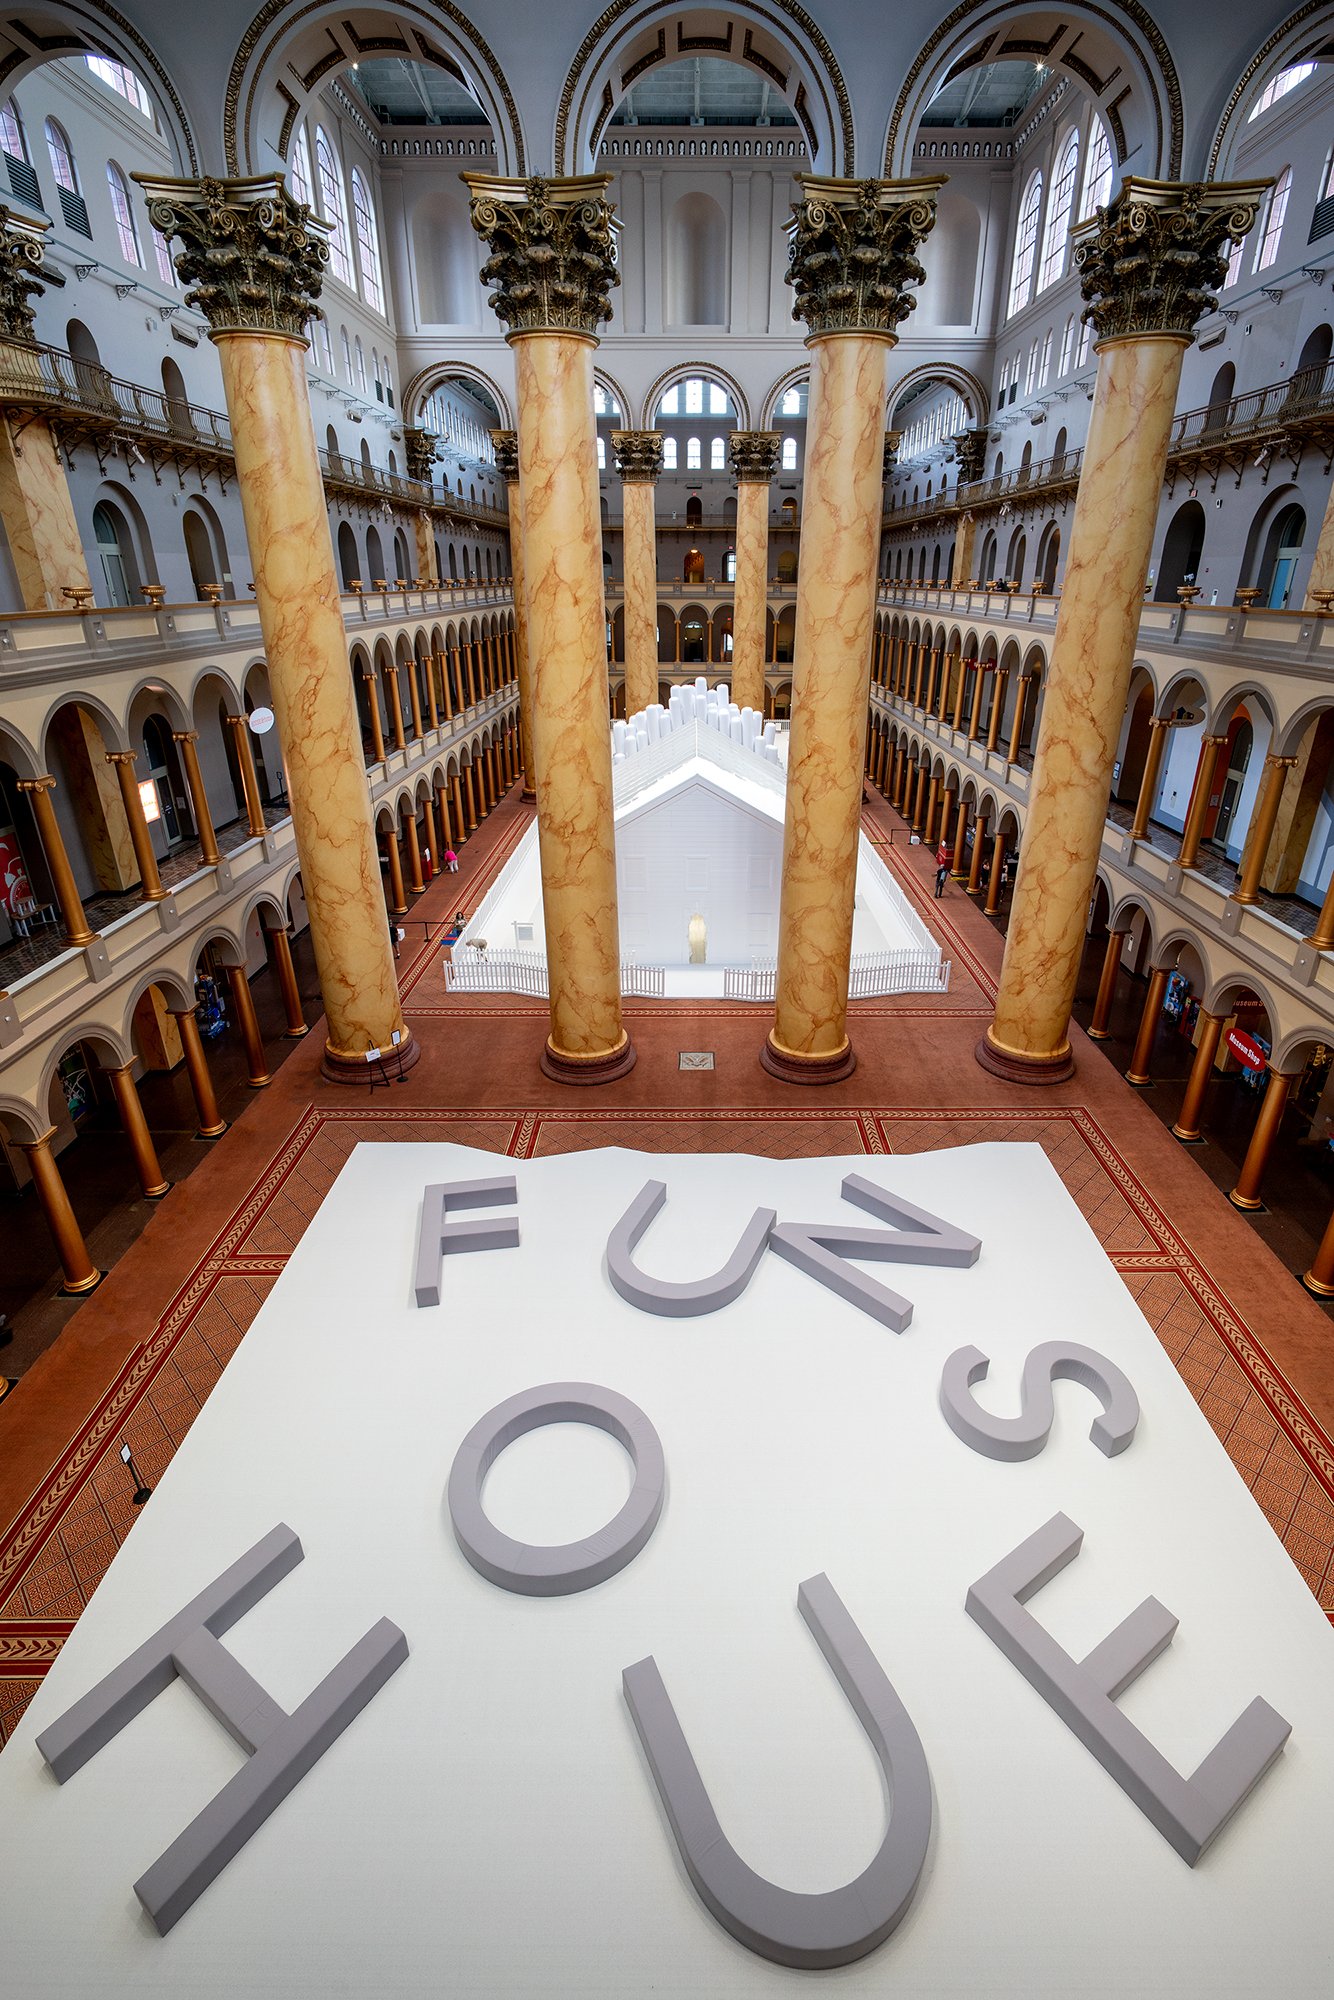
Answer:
[
  {"left": 728, "top": 432, "right": 781, "bottom": 482},
  {"left": 0, "top": 204, "right": 48, "bottom": 343},
  {"left": 490, "top": 428, "right": 520, "bottom": 481},
  {"left": 882, "top": 430, "right": 902, "bottom": 479},
  {"left": 785, "top": 174, "right": 946, "bottom": 339},
  {"left": 611, "top": 431, "right": 664, "bottom": 482},
  {"left": 134, "top": 174, "right": 330, "bottom": 340},
  {"left": 104, "top": 750, "right": 138, "bottom": 767},
  {"left": 952, "top": 426, "right": 991, "bottom": 484},
  {"left": 1073, "top": 177, "right": 1272, "bottom": 344},
  {"left": 464, "top": 173, "right": 619, "bottom": 338},
  {"left": 403, "top": 427, "right": 438, "bottom": 484},
  {"left": 15, "top": 773, "right": 56, "bottom": 793},
  {"left": 170, "top": 729, "right": 199, "bottom": 744}
]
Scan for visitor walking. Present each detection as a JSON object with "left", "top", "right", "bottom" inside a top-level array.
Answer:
[{"left": 934, "top": 861, "right": 949, "bottom": 898}]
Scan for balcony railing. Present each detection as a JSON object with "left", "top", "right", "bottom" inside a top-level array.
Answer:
[
  {"left": 883, "top": 361, "right": 1334, "bottom": 534},
  {"left": 0, "top": 342, "right": 506, "bottom": 534}
]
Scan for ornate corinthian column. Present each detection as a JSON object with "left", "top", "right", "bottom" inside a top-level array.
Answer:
[
  {"left": 0, "top": 207, "right": 93, "bottom": 608},
  {"left": 728, "top": 431, "right": 780, "bottom": 715},
  {"left": 490, "top": 430, "right": 535, "bottom": 798},
  {"left": 978, "top": 177, "right": 1270, "bottom": 1086},
  {"left": 764, "top": 174, "right": 944, "bottom": 1084},
  {"left": 139, "top": 174, "right": 414, "bottom": 1081},
  {"left": 611, "top": 431, "right": 664, "bottom": 721},
  {"left": 467, "top": 174, "right": 633, "bottom": 1083}
]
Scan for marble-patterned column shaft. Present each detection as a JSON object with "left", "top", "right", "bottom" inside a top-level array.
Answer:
[
  {"left": 140, "top": 173, "right": 413, "bottom": 1083},
  {"left": 492, "top": 433, "right": 534, "bottom": 796},
  {"left": 468, "top": 171, "right": 633, "bottom": 1083},
  {"left": 0, "top": 211, "right": 91, "bottom": 609},
  {"left": 613, "top": 431, "right": 664, "bottom": 721},
  {"left": 729, "top": 432, "right": 780, "bottom": 715},
  {"left": 766, "top": 172, "right": 945, "bottom": 1083},
  {"left": 979, "top": 176, "right": 1269, "bottom": 1086}
]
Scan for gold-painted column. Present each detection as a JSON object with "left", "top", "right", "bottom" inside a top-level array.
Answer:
[
  {"left": 264, "top": 920, "right": 308, "bottom": 1036},
  {"left": 21, "top": 1128, "right": 100, "bottom": 1294},
  {"left": 1177, "top": 734, "right": 1228, "bottom": 870},
  {"left": 105, "top": 753, "right": 165, "bottom": 901},
  {"left": 15, "top": 776, "right": 95, "bottom": 945},
  {"left": 1130, "top": 717, "right": 1170, "bottom": 838},
  {"left": 169, "top": 1007, "right": 227, "bottom": 1138},
  {"left": 361, "top": 670, "right": 386, "bottom": 763},
  {"left": 984, "top": 828, "right": 1006, "bottom": 915},
  {"left": 979, "top": 177, "right": 1268, "bottom": 1086},
  {"left": 225, "top": 715, "right": 267, "bottom": 838},
  {"left": 1087, "top": 930, "right": 1129, "bottom": 1039},
  {"left": 140, "top": 173, "right": 413, "bottom": 1083},
  {"left": 613, "top": 430, "right": 664, "bottom": 720},
  {"left": 1233, "top": 755, "right": 1296, "bottom": 905},
  {"left": 1171, "top": 1009, "right": 1226, "bottom": 1141},
  {"left": 468, "top": 171, "right": 634, "bottom": 1084},
  {"left": 1125, "top": 965, "right": 1170, "bottom": 1086},
  {"left": 1229, "top": 1069, "right": 1297, "bottom": 1210},
  {"left": 172, "top": 730, "right": 220, "bottom": 865},
  {"left": 491, "top": 432, "right": 535, "bottom": 797},
  {"left": 403, "top": 809, "right": 425, "bottom": 894},
  {"left": 729, "top": 432, "right": 780, "bottom": 714},
  {"left": 107, "top": 1063, "right": 170, "bottom": 1198},
  {"left": 384, "top": 826, "right": 407, "bottom": 914},
  {"left": 765, "top": 173, "right": 945, "bottom": 1083},
  {"left": 225, "top": 961, "right": 271, "bottom": 1088},
  {"left": 384, "top": 665, "right": 407, "bottom": 753}
]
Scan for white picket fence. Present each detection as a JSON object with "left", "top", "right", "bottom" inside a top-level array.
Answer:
[
  {"left": 723, "top": 950, "right": 951, "bottom": 1003},
  {"left": 443, "top": 950, "right": 666, "bottom": 999}
]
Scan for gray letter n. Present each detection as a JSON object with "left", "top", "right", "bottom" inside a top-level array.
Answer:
[{"left": 36, "top": 1524, "right": 407, "bottom": 1934}]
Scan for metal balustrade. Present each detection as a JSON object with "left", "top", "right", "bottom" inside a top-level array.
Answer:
[{"left": 723, "top": 951, "right": 951, "bottom": 1002}]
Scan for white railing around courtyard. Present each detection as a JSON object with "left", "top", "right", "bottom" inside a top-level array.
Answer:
[
  {"left": 442, "top": 951, "right": 667, "bottom": 999},
  {"left": 723, "top": 951, "right": 952, "bottom": 1002},
  {"left": 858, "top": 833, "right": 939, "bottom": 944}
]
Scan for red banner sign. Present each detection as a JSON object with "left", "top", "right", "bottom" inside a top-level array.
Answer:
[
  {"left": 0, "top": 825, "right": 34, "bottom": 916},
  {"left": 1226, "top": 1027, "right": 1267, "bottom": 1072}
]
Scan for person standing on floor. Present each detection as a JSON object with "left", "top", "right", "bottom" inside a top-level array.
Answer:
[{"left": 935, "top": 860, "right": 949, "bottom": 898}]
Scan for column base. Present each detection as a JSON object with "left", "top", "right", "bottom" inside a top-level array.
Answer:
[
  {"left": 1300, "top": 1267, "right": 1334, "bottom": 1299},
  {"left": 540, "top": 1034, "right": 637, "bottom": 1086},
  {"left": 1171, "top": 1128, "right": 1205, "bottom": 1144},
  {"left": 144, "top": 1182, "right": 171, "bottom": 1199},
  {"left": 522, "top": 786, "right": 537, "bottom": 803},
  {"left": 195, "top": 1122, "right": 228, "bottom": 1140},
  {"left": 1227, "top": 1189, "right": 1266, "bottom": 1212},
  {"left": 60, "top": 1269, "right": 104, "bottom": 1298},
  {"left": 246, "top": 1073, "right": 273, "bottom": 1090},
  {"left": 284, "top": 1023, "right": 309, "bottom": 1040},
  {"left": 760, "top": 1036, "right": 857, "bottom": 1086},
  {"left": 974, "top": 1034, "right": 1075, "bottom": 1086},
  {"left": 320, "top": 1030, "right": 421, "bottom": 1086},
  {"left": 1086, "top": 1027, "right": 1111, "bottom": 1041}
]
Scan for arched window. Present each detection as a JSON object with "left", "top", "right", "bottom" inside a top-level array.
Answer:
[
  {"left": 340, "top": 325, "right": 353, "bottom": 380},
  {"left": 1248, "top": 63, "right": 1316, "bottom": 121},
  {"left": 781, "top": 386, "right": 801, "bottom": 415},
  {"left": 86, "top": 56, "right": 152, "bottom": 117},
  {"left": 106, "top": 161, "right": 142, "bottom": 266},
  {"left": 1038, "top": 131, "right": 1079, "bottom": 291},
  {"left": 1038, "top": 327, "right": 1053, "bottom": 386},
  {"left": 289, "top": 125, "right": 313, "bottom": 207},
  {"left": 1058, "top": 313, "right": 1076, "bottom": 375},
  {"left": 1077, "top": 316, "right": 1093, "bottom": 367},
  {"left": 1008, "top": 172, "right": 1043, "bottom": 317},
  {"left": 350, "top": 167, "right": 385, "bottom": 313},
  {"left": 596, "top": 435, "right": 606, "bottom": 468},
  {"left": 781, "top": 435, "right": 797, "bottom": 470},
  {"left": 1256, "top": 168, "right": 1292, "bottom": 271},
  {"left": 45, "top": 117, "right": 90, "bottom": 237},
  {"left": 1079, "top": 123, "right": 1113, "bottom": 220},
  {"left": 354, "top": 337, "right": 366, "bottom": 394},
  {"left": 151, "top": 225, "right": 174, "bottom": 287},
  {"left": 0, "top": 96, "right": 27, "bottom": 163},
  {"left": 710, "top": 436, "right": 726, "bottom": 469},
  {"left": 315, "top": 126, "right": 353, "bottom": 284},
  {"left": 686, "top": 436, "right": 701, "bottom": 469},
  {"left": 1024, "top": 338, "right": 1039, "bottom": 395},
  {"left": 661, "top": 436, "right": 677, "bottom": 470}
]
